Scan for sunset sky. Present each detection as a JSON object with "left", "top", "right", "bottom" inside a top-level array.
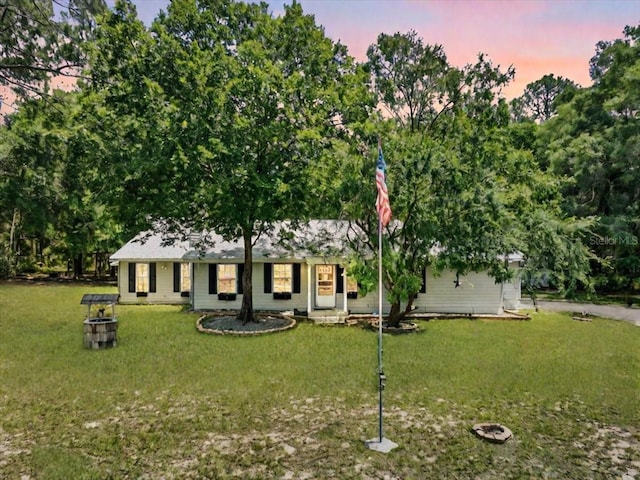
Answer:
[
  {"left": 313, "top": 1, "right": 637, "bottom": 97},
  {"left": 1, "top": 0, "right": 638, "bottom": 116},
  {"left": 115, "top": 0, "right": 640, "bottom": 98},
  {"left": 132, "top": 0, "right": 639, "bottom": 99}
]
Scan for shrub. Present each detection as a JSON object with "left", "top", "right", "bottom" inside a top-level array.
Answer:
[{"left": 0, "top": 255, "right": 10, "bottom": 278}]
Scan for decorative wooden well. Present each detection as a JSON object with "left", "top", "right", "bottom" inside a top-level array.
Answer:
[{"left": 81, "top": 293, "right": 119, "bottom": 349}]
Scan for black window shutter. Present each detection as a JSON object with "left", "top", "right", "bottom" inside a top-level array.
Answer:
[
  {"left": 336, "top": 266, "right": 344, "bottom": 293},
  {"left": 209, "top": 264, "right": 217, "bottom": 294},
  {"left": 419, "top": 266, "right": 427, "bottom": 293},
  {"left": 149, "top": 263, "right": 157, "bottom": 293},
  {"left": 128, "top": 263, "right": 136, "bottom": 292},
  {"left": 263, "top": 263, "right": 272, "bottom": 293},
  {"left": 293, "top": 264, "right": 301, "bottom": 294},
  {"left": 173, "top": 263, "right": 180, "bottom": 292},
  {"left": 237, "top": 263, "right": 244, "bottom": 294}
]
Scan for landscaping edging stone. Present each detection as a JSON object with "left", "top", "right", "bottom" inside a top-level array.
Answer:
[
  {"left": 381, "top": 321, "right": 419, "bottom": 334},
  {"left": 365, "top": 319, "right": 419, "bottom": 334},
  {"left": 197, "top": 313, "right": 296, "bottom": 336}
]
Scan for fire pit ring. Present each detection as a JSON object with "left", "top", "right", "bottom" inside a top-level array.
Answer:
[{"left": 471, "top": 423, "right": 513, "bottom": 444}]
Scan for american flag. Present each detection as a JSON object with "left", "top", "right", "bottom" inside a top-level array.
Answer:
[{"left": 376, "top": 142, "right": 392, "bottom": 227}]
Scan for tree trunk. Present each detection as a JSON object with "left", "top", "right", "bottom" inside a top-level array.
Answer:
[
  {"left": 8, "top": 209, "right": 19, "bottom": 272},
  {"left": 9, "top": 209, "right": 18, "bottom": 255},
  {"left": 237, "top": 228, "right": 255, "bottom": 324},
  {"left": 37, "top": 235, "right": 44, "bottom": 265},
  {"left": 404, "top": 292, "right": 417, "bottom": 317},
  {"left": 387, "top": 301, "right": 403, "bottom": 328},
  {"left": 387, "top": 292, "right": 417, "bottom": 328},
  {"left": 73, "top": 252, "right": 83, "bottom": 279}
]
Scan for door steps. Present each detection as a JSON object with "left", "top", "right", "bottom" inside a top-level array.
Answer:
[{"left": 308, "top": 309, "right": 348, "bottom": 324}]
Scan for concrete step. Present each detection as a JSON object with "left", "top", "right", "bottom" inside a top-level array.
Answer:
[{"left": 308, "top": 310, "right": 348, "bottom": 324}]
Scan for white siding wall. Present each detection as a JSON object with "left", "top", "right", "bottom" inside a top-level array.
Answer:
[
  {"left": 338, "top": 292, "right": 392, "bottom": 315},
  {"left": 117, "top": 261, "right": 190, "bottom": 305},
  {"left": 410, "top": 268, "right": 503, "bottom": 314},
  {"left": 337, "top": 268, "right": 503, "bottom": 315},
  {"left": 502, "top": 261, "right": 522, "bottom": 310},
  {"left": 192, "top": 262, "right": 310, "bottom": 311},
  {"left": 188, "top": 262, "right": 512, "bottom": 315}
]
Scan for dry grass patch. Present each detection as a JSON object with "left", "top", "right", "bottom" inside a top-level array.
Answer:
[{"left": 2, "top": 393, "right": 639, "bottom": 479}]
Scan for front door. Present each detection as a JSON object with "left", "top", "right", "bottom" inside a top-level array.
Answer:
[{"left": 315, "top": 265, "right": 336, "bottom": 309}]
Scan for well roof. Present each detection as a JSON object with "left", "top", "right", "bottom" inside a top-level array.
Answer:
[{"left": 80, "top": 294, "right": 119, "bottom": 305}]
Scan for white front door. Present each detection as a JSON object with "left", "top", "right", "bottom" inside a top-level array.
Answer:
[{"left": 315, "top": 265, "right": 336, "bottom": 309}]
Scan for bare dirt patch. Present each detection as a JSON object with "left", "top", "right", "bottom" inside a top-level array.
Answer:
[{"left": 2, "top": 394, "right": 639, "bottom": 479}]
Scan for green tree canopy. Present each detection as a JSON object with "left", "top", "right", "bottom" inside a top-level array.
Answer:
[
  {"left": 326, "top": 32, "right": 592, "bottom": 326},
  {"left": 541, "top": 24, "right": 640, "bottom": 292},
  {"left": 86, "top": 0, "right": 371, "bottom": 322},
  {"left": 0, "top": 0, "right": 106, "bottom": 99},
  {"left": 0, "top": 90, "right": 121, "bottom": 276},
  {"left": 510, "top": 73, "right": 579, "bottom": 123}
]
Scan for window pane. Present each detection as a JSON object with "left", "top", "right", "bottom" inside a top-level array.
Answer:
[
  {"left": 136, "top": 263, "right": 148, "bottom": 292},
  {"left": 273, "top": 264, "right": 292, "bottom": 293},
  {"left": 347, "top": 277, "right": 358, "bottom": 293},
  {"left": 317, "top": 265, "right": 334, "bottom": 295},
  {"left": 181, "top": 263, "right": 190, "bottom": 292},
  {"left": 218, "top": 264, "right": 236, "bottom": 293}
]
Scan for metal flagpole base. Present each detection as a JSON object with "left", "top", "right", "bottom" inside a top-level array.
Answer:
[{"left": 365, "top": 437, "right": 398, "bottom": 453}]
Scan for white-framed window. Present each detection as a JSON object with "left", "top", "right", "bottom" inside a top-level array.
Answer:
[
  {"left": 180, "top": 263, "right": 190, "bottom": 292},
  {"left": 273, "top": 264, "right": 292, "bottom": 293},
  {"left": 136, "top": 263, "right": 149, "bottom": 293},
  {"left": 218, "top": 264, "right": 237, "bottom": 293}
]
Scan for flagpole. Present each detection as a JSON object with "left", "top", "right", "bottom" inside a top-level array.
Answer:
[
  {"left": 377, "top": 214, "right": 384, "bottom": 442},
  {"left": 365, "top": 137, "right": 398, "bottom": 454}
]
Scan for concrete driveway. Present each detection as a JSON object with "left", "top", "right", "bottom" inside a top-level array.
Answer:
[{"left": 534, "top": 300, "right": 640, "bottom": 326}]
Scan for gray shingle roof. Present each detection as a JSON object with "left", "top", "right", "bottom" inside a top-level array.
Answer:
[
  {"left": 109, "top": 221, "right": 524, "bottom": 265},
  {"left": 110, "top": 221, "right": 357, "bottom": 263},
  {"left": 184, "top": 220, "right": 355, "bottom": 260},
  {"left": 109, "top": 231, "right": 191, "bottom": 262}
]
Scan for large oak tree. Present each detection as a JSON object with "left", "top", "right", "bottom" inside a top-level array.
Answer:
[{"left": 87, "top": 0, "right": 370, "bottom": 322}]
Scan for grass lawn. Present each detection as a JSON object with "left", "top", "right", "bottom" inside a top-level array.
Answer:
[{"left": 1, "top": 282, "right": 639, "bottom": 479}]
